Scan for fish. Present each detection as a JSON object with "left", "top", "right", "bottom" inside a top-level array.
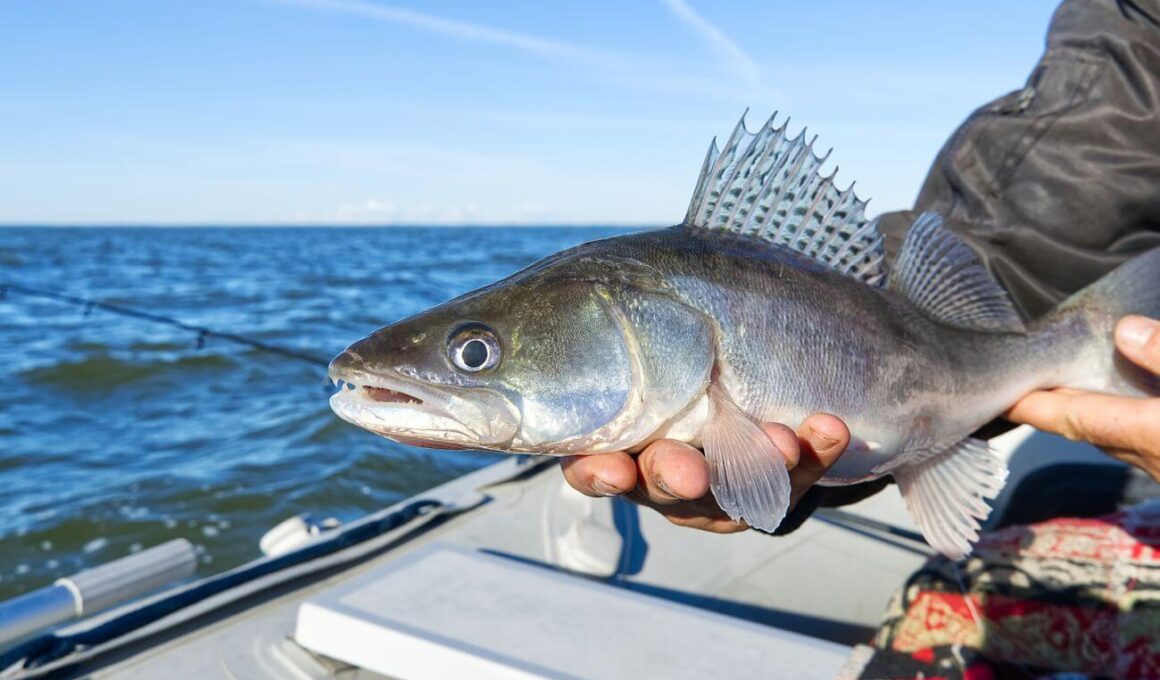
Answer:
[{"left": 327, "top": 112, "right": 1160, "bottom": 558}]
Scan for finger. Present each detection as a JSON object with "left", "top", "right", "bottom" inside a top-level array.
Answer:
[
  {"left": 1116, "top": 316, "right": 1160, "bottom": 374},
  {"left": 790, "top": 413, "right": 851, "bottom": 501},
  {"left": 1101, "top": 447, "right": 1160, "bottom": 482},
  {"left": 636, "top": 439, "right": 710, "bottom": 504},
  {"left": 662, "top": 511, "right": 750, "bottom": 533},
  {"left": 627, "top": 487, "right": 743, "bottom": 531},
  {"left": 1005, "top": 390, "right": 1160, "bottom": 454},
  {"left": 560, "top": 452, "right": 637, "bottom": 497},
  {"left": 758, "top": 422, "right": 801, "bottom": 469}
]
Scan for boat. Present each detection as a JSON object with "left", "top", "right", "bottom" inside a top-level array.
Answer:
[{"left": 0, "top": 426, "right": 1124, "bottom": 679}]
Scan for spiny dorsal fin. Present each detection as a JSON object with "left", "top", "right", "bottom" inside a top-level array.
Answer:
[
  {"left": 684, "top": 112, "right": 886, "bottom": 286},
  {"left": 888, "top": 213, "right": 1026, "bottom": 333}
]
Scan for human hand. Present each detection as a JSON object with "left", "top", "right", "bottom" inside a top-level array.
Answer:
[
  {"left": 560, "top": 414, "right": 851, "bottom": 533},
  {"left": 1006, "top": 315, "right": 1160, "bottom": 480}
]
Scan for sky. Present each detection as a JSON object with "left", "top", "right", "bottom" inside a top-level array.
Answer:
[{"left": 0, "top": 0, "right": 1062, "bottom": 225}]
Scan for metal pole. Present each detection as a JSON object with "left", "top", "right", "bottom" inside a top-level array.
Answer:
[{"left": 0, "top": 539, "right": 197, "bottom": 649}]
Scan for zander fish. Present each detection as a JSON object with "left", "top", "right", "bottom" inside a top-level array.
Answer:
[{"left": 328, "top": 113, "right": 1160, "bottom": 557}]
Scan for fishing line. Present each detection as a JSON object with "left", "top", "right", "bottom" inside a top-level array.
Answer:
[{"left": 0, "top": 282, "right": 329, "bottom": 368}]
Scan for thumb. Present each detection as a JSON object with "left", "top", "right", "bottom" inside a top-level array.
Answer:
[{"left": 1115, "top": 316, "right": 1160, "bottom": 375}]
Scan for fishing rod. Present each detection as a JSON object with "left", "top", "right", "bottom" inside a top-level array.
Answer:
[
  {"left": 812, "top": 507, "right": 934, "bottom": 556},
  {"left": 0, "top": 282, "right": 328, "bottom": 368}
]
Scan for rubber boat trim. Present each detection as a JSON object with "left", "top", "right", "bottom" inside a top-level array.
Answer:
[{"left": 2, "top": 456, "right": 555, "bottom": 679}]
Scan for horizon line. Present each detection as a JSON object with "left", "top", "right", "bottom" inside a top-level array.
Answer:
[{"left": 0, "top": 222, "right": 668, "bottom": 229}]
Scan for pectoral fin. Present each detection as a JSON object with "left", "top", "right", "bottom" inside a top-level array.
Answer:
[
  {"left": 894, "top": 437, "right": 1009, "bottom": 559},
  {"left": 702, "top": 386, "right": 791, "bottom": 532}
]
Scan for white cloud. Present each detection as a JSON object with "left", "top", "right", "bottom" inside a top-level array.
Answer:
[
  {"left": 335, "top": 198, "right": 397, "bottom": 221},
  {"left": 334, "top": 199, "right": 492, "bottom": 225}
]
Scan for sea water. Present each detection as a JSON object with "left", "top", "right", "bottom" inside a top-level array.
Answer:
[{"left": 0, "top": 226, "right": 632, "bottom": 599}]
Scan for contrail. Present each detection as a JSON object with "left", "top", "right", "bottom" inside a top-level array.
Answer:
[
  {"left": 266, "top": 0, "right": 616, "bottom": 66},
  {"left": 661, "top": 0, "right": 762, "bottom": 88},
  {"left": 262, "top": 0, "right": 765, "bottom": 99}
]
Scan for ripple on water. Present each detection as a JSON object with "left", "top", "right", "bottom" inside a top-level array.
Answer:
[{"left": 20, "top": 353, "right": 236, "bottom": 391}]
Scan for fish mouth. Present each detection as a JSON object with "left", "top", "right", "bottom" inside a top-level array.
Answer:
[
  {"left": 327, "top": 364, "right": 519, "bottom": 449},
  {"left": 328, "top": 367, "right": 432, "bottom": 406},
  {"left": 360, "top": 384, "right": 424, "bottom": 406}
]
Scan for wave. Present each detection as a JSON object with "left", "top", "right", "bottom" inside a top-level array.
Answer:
[{"left": 20, "top": 353, "right": 235, "bottom": 391}]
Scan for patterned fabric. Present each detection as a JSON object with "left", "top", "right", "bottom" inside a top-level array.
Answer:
[{"left": 856, "top": 503, "right": 1160, "bottom": 680}]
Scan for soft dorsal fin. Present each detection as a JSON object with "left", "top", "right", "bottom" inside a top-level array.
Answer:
[
  {"left": 888, "top": 213, "right": 1026, "bottom": 333},
  {"left": 684, "top": 112, "right": 886, "bottom": 286}
]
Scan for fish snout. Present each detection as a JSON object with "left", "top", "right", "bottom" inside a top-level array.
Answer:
[
  {"left": 328, "top": 348, "right": 368, "bottom": 378},
  {"left": 334, "top": 324, "right": 430, "bottom": 374}
]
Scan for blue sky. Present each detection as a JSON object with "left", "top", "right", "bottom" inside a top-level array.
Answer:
[{"left": 0, "top": 0, "right": 1061, "bottom": 225}]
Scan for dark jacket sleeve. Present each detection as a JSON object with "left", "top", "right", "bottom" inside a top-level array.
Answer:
[
  {"left": 779, "top": 0, "right": 1160, "bottom": 531},
  {"left": 887, "top": 0, "right": 1160, "bottom": 317}
]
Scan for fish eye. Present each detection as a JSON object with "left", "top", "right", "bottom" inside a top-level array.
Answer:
[{"left": 447, "top": 322, "right": 501, "bottom": 372}]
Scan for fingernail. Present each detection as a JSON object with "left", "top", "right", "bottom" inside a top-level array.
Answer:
[
  {"left": 592, "top": 480, "right": 620, "bottom": 497},
  {"left": 1117, "top": 316, "right": 1156, "bottom": 350},
  {"left": 810, "top": 426, "right": 840, "bottom": 452}
]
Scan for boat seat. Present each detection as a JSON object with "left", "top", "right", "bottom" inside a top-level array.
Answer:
[
  {"left": 295, "top": 543, "right": 854, "bottom": 680},
  {"left": 993, "top": 462, "right": 1160, "bottom": 529}
]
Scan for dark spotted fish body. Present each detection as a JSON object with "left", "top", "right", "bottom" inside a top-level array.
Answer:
[{"left": 329, "top": 113, "right": 1160, "bottom": 557}]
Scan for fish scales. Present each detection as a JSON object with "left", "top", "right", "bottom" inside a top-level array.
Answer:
[{"left": 544, "top": 228, "right": 1057, "bottom": 481}]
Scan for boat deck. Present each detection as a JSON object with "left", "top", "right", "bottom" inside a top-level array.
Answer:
[{"left": 7, "top": 426, "right": 1116, "bottom": 679}]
